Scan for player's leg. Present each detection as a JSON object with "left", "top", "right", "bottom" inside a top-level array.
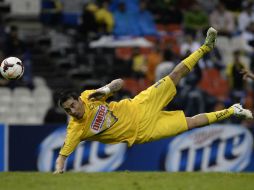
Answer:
[
  {"left": 132, "top": 75, "right": 177, "bottom": 115},
  {"left": 169, "top": 27, "right": 217, "bottom": 86},
  {"left": 132, "top": 28, "right": 217, "bottom": 114},
  {"left": 186, "top": 103, "right": 253, "bottom": 129}
]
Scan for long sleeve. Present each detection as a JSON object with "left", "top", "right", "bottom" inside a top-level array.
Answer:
[{"left": 59, "top": 126, "right": 81, "bottom": 156}]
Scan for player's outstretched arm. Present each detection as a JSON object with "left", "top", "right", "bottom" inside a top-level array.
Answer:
[
  {"left": 53, "top": 154, "right": 67, "bottom": 174},
  {"left": 88, "top": 78, "right": 124, "bottom": 101}
]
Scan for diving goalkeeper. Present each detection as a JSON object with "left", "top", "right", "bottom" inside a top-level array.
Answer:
[{"left": 54, "top": 27, "right": 253, "bottom": 174}]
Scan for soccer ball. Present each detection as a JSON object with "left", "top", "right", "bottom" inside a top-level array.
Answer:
[{"left": 0, "top": 57, "right": 24, "bottom": 80}]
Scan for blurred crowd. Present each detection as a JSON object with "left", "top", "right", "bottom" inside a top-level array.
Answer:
[{"left": 1, "top": 0, "right": 254, "bottom": 126}]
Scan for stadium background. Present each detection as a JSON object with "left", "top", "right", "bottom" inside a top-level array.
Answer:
[{"left": 0, "top": 0, "right": 254, "bottom": 173}]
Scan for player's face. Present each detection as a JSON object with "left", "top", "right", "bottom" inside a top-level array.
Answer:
[{"left": 62, "top": 97, "right": 85, "bottom": 119}]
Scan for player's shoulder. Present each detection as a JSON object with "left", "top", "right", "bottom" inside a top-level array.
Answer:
[{"left": 67, "top": 118, "right": 83, "bottom": 131}]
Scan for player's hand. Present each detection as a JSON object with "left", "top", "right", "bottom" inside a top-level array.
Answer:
[
  {"left": 54, "top": 155, "right": 66, "bottom": 174},
  {"left": 53, "top": 169, "right": 64, "bottom": 174}
]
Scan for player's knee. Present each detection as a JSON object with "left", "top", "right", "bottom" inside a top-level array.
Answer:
[
  {"left": 186, "top": 117, "right": 197, "bottom": 130},
  {"left": 169, "top": 64, "right": 190, "bottom": 85},
  {"left": 169, "top": 71, "right": 181, "bottom": 86}
]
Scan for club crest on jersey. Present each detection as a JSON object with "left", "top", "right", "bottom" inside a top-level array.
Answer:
[{"left": 90, "top": 105, "right": 108, "bottom": 133}]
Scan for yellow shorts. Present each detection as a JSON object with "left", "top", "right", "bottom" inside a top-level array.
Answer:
[{"left": 132, "top": 76, "right": 188, "bottom": 144}]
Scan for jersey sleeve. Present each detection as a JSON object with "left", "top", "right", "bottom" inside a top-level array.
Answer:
[{"left": 59, "top": 126, "right": 81, "bottom": 157}]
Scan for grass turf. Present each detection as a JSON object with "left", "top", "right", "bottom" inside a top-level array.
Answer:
[{"left": 0, "top": 172, "right": 253, "bottom": 190}]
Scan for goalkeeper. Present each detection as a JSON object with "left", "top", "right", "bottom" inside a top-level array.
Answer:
[{"left": 54, "top": 27, "right": 253, "bottom": 174}]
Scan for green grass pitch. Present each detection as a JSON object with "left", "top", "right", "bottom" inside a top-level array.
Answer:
[{"left": 0, "top": 172, "right": 254, "bottom": 190}]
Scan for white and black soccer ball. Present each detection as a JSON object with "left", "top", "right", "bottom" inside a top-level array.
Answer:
[{"left": 0, "top": 57, "right": 24, "bottom": 80}]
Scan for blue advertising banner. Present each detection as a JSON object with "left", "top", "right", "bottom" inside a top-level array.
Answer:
[
  {"left": 8, "top": 125, "right": 63, "bottom": 171},
  {"left": 7, "top": 124, "right": 254, "bottom": 172},
  {"left": 0, "top": 124, "right": 5, "bottom": 171}
]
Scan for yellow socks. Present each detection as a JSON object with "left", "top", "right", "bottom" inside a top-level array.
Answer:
[
  {"left": 205, "top": 107, "right": 234, "bottom": 124},
  {"left": 182, "top": 45, "right": 211, "bottom": 71}
]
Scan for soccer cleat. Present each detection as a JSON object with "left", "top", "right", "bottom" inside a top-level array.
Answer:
[
  {"left": 204, "top": 27, "right": 217, "bottom": 50},
  {"left": 231, "top": 103, "right": 253, "bottom": 119}
]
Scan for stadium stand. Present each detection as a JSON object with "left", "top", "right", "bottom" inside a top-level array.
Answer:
[{"left": 0, "top": 0, "right": 253, "bottom": 126}]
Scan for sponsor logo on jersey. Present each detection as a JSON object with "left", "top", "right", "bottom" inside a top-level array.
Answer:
[
  {"left": 90, "top": 105, "right": 108, "bottom": 133},
  {"left": 164, "top": 124, "right": 253, "bottom": 172}
]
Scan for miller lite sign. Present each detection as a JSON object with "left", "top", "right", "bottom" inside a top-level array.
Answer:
[
  {"left": 164, "top": 124, "right": 253, "bottom": 171},
  {"left": 37, "top": 126, "right": 127, "bottom": 172}
]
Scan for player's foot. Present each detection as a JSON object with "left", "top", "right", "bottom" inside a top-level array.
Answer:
[
  {"left": 231, "top": 103, "right": 253, "bottom": 119},
  {"left": 204, "top": 27, "right": 217, "bottom": 50}
]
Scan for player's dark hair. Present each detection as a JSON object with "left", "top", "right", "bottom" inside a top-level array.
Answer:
[{"left": 57, "top": 90, "right": 80, "bottom": 107}]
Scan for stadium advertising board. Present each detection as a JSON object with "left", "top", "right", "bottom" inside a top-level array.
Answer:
[
  {"left": 37, "top": 127, "right": 127, "bottom": 172},
  {"left": 165, "top": 125, "right": 253, "bottom": 171},
  {"left": 6, "top": 124, "right": 254, "bottom": 172}
]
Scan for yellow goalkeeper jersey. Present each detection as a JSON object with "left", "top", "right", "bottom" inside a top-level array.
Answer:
[
  {"left": 59, "top": 90, "right": 140, "bottom": 156},
  {"left": 60, "top": 76, "right": 188, "bottom": 157}
]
